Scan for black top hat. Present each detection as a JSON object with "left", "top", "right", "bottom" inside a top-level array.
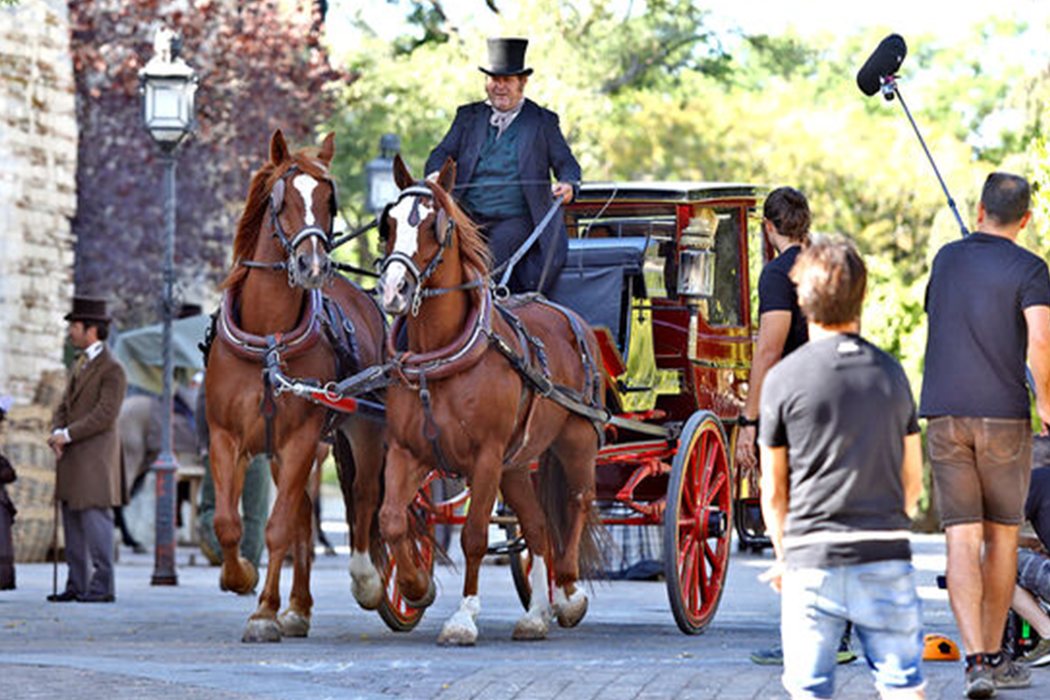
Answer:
[
  {"left": 64, "top": 296, "right": 111, "bottom": 323},
  {"left": 479, "top": 38, "right": 533, "bottom": 77}
]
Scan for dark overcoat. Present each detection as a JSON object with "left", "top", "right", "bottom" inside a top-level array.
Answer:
[
  {"left": 425, "top": 98, "right": 582, "bottom": 287},
  {"left": 52, "top": 347, "right": 127, "bottom": 510}
]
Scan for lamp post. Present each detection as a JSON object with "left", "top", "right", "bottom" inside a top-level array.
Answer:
[
  {"left": 364, "top": 133, "right": 400, "bottom": 213},
  {"left": 139, "top": 26, "right": 198, "bottom": 586}
]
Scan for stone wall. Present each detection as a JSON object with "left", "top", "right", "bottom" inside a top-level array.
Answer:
[{"left": 0, "top": 0, "right": 77, "bottom": 402}]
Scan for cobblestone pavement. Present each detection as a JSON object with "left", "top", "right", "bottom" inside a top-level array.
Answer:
[{"left": 1, "top": 532, "right": 1047, "bottom": 699}]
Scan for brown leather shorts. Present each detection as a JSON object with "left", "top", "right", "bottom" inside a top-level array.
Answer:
[{"left": 927, "top": 416, "right": 1032, "bottom": 527}]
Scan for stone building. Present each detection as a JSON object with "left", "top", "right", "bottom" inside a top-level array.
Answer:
[{"left": 0, "top": 0, "right": 77, "bottom": 402}]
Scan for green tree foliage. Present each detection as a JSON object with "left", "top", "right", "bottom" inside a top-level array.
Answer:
[{"left": 330, "top": 0, "right": 1049, "bottom": 396}]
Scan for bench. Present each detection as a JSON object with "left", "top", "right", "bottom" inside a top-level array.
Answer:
[{"left": 546, "top": 237, "right": 647, "bottom": 354}]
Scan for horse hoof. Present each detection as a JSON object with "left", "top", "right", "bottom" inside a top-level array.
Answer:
[
  {"left": 349, "top": 553, "right": 383, "bottom": 610},
  {"left": 403, "top": 577, "right": 436, "bottom": 610},
  {"left": 220, "top": 558, "right": 258, "bottom": 595},
  {"left": 554, "top": 590, "right": 588, "bottom": 628},
  {"left": 277, "top": 609, "right": 310, "bottom": 638},
  {"left": 242, "top": 618, "right": 282, "bottom": 643},
  {"left": 437, "top": 618, "right": 478, "bottom": 646},
  {"left": 512, "top": 614, "right": 549, "bottom": 641},
  {"left": 352, "top": 578, "right": 382, "bottom": 611}
]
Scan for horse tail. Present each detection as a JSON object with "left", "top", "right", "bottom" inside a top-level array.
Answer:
[
  {"left": 332, "top": 430, "right": 358, "bottom": 541},
  {"left": 536, "top": 452, "right": 610, "bottom": 581}
]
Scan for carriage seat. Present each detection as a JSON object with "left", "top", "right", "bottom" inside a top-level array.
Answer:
[{"left": 546, "top": 237, "right": 646, "bottom": 353}]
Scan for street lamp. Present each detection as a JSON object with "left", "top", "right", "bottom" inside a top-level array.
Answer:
[
  {"left": 364, "top": 133, "right": 400, "bottom": 213},
  {"left": 139, "top": 26, "right": 198, "bottom": 586}
]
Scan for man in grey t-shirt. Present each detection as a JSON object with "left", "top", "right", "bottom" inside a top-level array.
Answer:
[{"left": 759, "top": 235, "right": 924, "bottom": 699}]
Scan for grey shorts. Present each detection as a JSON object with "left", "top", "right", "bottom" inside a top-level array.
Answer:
[{"left": 927, "top": 416, "right": 1032, "bottom": 527}]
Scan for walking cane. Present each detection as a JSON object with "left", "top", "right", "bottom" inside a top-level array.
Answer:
[{"left": 51, "top": 496, "right": 58, "bottom": 597}]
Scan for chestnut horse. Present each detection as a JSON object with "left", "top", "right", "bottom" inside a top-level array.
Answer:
[
  {"left": 376, "top": 156, "right": 605, "bottom": 645},
  {"left": 205, "top": 130, "right": 387, "bottom": 642}
]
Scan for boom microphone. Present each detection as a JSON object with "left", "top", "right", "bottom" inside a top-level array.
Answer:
[{"left": 856, "top": 34, "right": 907, "bottom": 97}]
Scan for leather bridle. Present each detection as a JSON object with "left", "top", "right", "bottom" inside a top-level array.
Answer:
[{"left": 241, "top": 164, "right": 338, "bottom": 286}]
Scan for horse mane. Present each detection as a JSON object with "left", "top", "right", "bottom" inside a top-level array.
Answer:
[
  {"left": 426, "top": 181, "right": 491, "bottom": 278},
  {"left": 221, "top": 148, "right": 334, "bottom": 292}
]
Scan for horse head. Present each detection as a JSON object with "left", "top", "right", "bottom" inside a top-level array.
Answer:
[
  {"left": 377, "top": 155, "right": 458, "bottom": 316},
  {"left": 264, "top": 129, "right": 338, "bottom": 290}
]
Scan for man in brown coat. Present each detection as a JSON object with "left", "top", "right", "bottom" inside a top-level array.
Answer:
[{"left": 47, "top": 296, "right": 127, "bottom": 603}]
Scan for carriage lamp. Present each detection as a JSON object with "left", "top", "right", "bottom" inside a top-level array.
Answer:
[
  {"left": 140, "top": 26, "right": 198, "bottom": 586},
  {"left": 139, "top": 27, "right": 198, "bottom": 150},
  {"left": 365, "top": 133, "right": 401, "bottom": 213},
  {"left": 677, "top": 209, "right": 719, "bottom": 298}
]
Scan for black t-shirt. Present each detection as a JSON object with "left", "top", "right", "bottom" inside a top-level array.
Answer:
[
  {"left": 759, "top": 334, "right": 919, "bottom": 568},
  {"left": 757, "top": 245, "right": 808, "bottom": 357},
  {"left": 920, "top": 233, "right": 1050, "bottom": 418}
]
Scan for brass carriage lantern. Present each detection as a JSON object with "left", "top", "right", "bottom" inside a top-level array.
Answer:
[
  {"left": 365, "top": 133, "right": 401, "bottom": 213},
  {"left": 139, "top": 26, "right": 198, "bottom": 150}
]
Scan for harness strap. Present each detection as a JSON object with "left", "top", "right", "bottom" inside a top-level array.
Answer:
[
  {"left": 418, "top": 372, "right": 458, "bottom": 478},
  {"left": 216, "top": 288, "right": 324, "bottom": 362},
  {"left": 261, "top": 336, "right": 282, "bottom": 459}
]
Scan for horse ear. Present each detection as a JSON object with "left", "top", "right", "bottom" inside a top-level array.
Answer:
[
  {"left": 317, "top": 132, "right": 335, "bottom": 166},
  {"left": 393, "top": 154, "right": 414, "bottom": 190},
  {"left": 270, "top": 129, "right": 289, "bottom": 165},
  {"left": 437, "top": 157, "right": 456, "bottom": 194}
]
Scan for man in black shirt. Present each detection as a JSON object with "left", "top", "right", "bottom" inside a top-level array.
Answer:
[
  {"left": 737, "top": 186, "right": 811, "bottom": 469},
  {"left": 920, "top": 172, "right": 1050, "bottom": 697},
  {"left": 759, "top": 235, "right": 924, "bottom": 699}
]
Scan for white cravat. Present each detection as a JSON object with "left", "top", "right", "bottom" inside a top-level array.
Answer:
[{"left": 488, "top": 99, "right": 524, "bottom": 139}]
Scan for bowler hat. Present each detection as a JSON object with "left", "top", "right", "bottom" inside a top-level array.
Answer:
[
  {"left": 64, "top": 296, "right": 111, "bottom": 323},
  {"left": 479, "top": 38, "right": 533, "bottom": 77}
]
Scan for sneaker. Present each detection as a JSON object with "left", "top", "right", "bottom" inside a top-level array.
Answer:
[
  {"left": 991, "top": 657, "right": 1031, "bottom": 689},
  {"left": 964, "top": 663, "right": 996, "bottom": 699},
  {"left": 836, "top": 635, "right": 858, "bottom": 665},
  {"left": 750, "top": 643, "right": 783, "bottom": 665},
  {"left": 1020, "top": 638, "right": 1050, "bottom": 667},
  {"left": 748, "top": 642, "right": 856, "bottom": 665}
]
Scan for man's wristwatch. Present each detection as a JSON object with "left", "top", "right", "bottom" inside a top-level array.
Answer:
[{"left": 737, "top": 416, "right": 759, "bottom": 428}]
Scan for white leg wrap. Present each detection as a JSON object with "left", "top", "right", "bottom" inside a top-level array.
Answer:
[
  {"left": 349, "top": 550, "right": 383, "bottom": 610},
  {"left": 437, "top": 595, "right": 481, "bottom": 646}
]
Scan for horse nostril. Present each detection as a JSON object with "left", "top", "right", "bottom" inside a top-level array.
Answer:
[{"left": 398, "top": 277, "right": 409, "bottom": 295}]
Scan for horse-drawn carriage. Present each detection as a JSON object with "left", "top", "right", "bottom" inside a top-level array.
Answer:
[{"left": 206, "top": 132, "right": 769, "bottom": 644}]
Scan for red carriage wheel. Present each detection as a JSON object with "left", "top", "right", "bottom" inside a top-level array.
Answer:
[
  {"left": 663, "top": 410, "right": 732, "bottom": 634},
  {"left": 375, "top": 484, "right": 437, "bottom": 632}
]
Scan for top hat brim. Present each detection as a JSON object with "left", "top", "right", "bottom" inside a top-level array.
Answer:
[
  {"left": 479, "top": 66, "right": 533, "bottom": 77},
  {"left": 64, "top": 311, "right": 111, "bottom": 323}
]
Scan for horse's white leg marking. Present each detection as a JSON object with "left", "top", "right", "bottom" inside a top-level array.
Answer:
[
  {"left": 292, "top": 174, "right": 319, "bottom": 226},
  {"left": 552, "top": 582, "right": 588, "bottom": 629},
  {"left": 513, "top": 553, "right": 552, "bottom": 641},
  {"left": 349, "top": 549, "right": 383, "bottom": 610},
  {"left": 437, "top": 594, "right": 481, "bottom": 646}
]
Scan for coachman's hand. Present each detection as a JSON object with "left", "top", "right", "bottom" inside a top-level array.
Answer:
[{"left": 551, "top": 182, "right": 573, "bottom": 204}]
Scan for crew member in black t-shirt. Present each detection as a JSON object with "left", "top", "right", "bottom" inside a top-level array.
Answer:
[
  {"left": 736, "top": 186, "right": 811, "bottom": 470},
  {"left": 759, "top": 234, "right": 925, "bottom": 699},
  {"left": 920, "top": 171, "right": 1050, "bottom": 697}
]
